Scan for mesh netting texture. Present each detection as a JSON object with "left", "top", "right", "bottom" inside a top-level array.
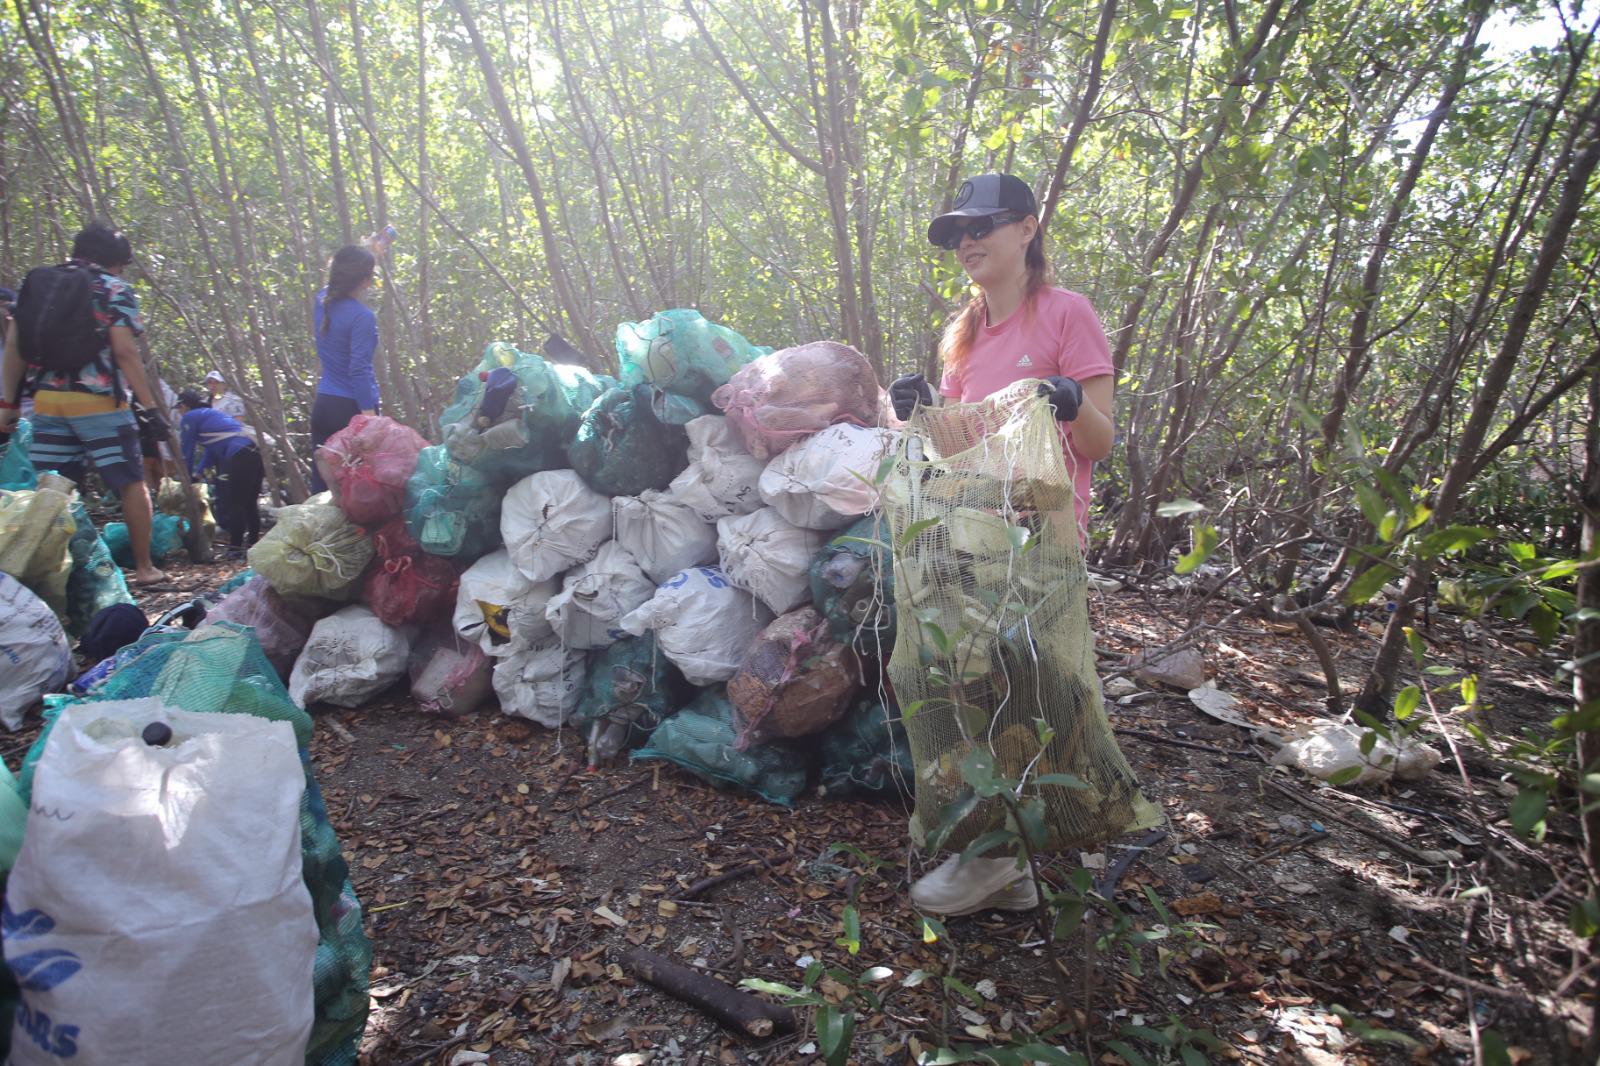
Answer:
[{"left": 885, "top": 382, "right": 1159, "bottom": 853}]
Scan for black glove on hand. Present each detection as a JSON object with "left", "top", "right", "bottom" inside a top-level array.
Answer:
[
  {"left": 1039, "top": 375, "right": 1083, "bottom": 422},
  {"left": 890, "top": 373, "right": 935, "bottom": 421},
  {"left": 134, "top": 404, "right": 170, "bottom": 441}
]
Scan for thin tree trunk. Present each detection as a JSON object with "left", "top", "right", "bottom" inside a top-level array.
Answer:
[
  {"left": 1039, "top": 0, "right": 1119, "bottom": 228},
  {"left": 305, "top": 0, "right": 354, "bottom": 245}
]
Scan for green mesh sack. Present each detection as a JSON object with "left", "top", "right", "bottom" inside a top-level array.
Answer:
[
  {"left": 405, "top": 445, "right": 502, "bottom": 559},
  {"left": 0, "top": 478, "right": 76, "bottom": 616},
  {"left": 817, "top": 694, "right": 913, "bottom": 800},
  {"left": 633, "top": 687, "right": 810, "bottom": 805},
  {"left": 616, "top": 309, "right": 766, "bottom": 424},
  {"left": 809, "top": 514, "right": 896, "bottom": 658},
  {"left": 885, "top": 382, "right": 1160, "bottom": 853},
  {"left": 249, "top": 501, "right": 373, "bottom": 600},
  {"left": 15, "top": 624, "right": 372, "bottom": 1066},
  {"left": 440, "top": 342, "right": 609, "bottom": 481},
  {"left": 0, "top": 419, "right": 38, "bottom": 491},
  {"left": 103, "top": 512, "right": 187, "bottom": 568},
  {"left": 215, "top": 567, "right": 257, "bottom": 599},
  {"left": 66, "top": 502, "right": 134, "bottom": 637},
  {"left": 567, "top": 384, "right": 690, "bottom": 497},
  {"left": 575, "top": 634, "right": 694, "bottom": 766}
]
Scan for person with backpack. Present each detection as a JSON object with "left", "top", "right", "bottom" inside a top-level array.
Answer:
[
  {"left": 0, "top": 223, "right": 172, "bottom": 585},
  {"left": 309, "top": 244, "right": 380, "bottom": 493},
  {"left": 174, "top": 388, "right": 263, "bottom": 550}
]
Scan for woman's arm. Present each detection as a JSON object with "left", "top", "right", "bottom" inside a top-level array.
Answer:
[
  {"left": 1069, "top": 374, "right": 1114, "bottom": 461},
  {"left": 352, "top": 309, "right": 380, "bottom": 415}
]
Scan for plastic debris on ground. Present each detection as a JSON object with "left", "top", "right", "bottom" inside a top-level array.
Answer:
[
  {"left": 543, "top": 540, "right": 655, "bottom": 650},
  {"left": 454, "top": 548, "right": 558, "bottom": 657},
  {"left": 501, "top": 470, "right": 612, "bottom": 583},
  {"left": 817, "top": 695, "right": 913, "bottom": 800},
  {"left": 633, "top": 687, "right": 811, "bottom": 806},
  {"left": 405, "top": 444, "right": 502, "bottom": 559},
  {"left": 712, "top": 340, "right": 881, "bottom": 459},
  {"left": 204, "top": 573, "right": 324, "bottom": 680},
  {"left": 615, "top": 308, "right": 765, "bottom": 424},
  {"left": 728, "top": 606, "right": 859, "bottom": 749},
  {"left": 667, "top": 414, "right": 765, "bottom": 522},
  {"left": 574, "top": 633, "right": 694, "bottom": 768},
  {"left": 717, "top": 506, "right": 825, "bottom": 615},
  {"left": 361, "top": 519, "right": 460, "bottom": 627},
  {"left": 249, "top": 499, "right": 373, "bottom": 601},
  {"left": 567, "top": 384, "right": 690, "bottom": 497},
  {"left": 316, "top": 414, "right": 429, "bottom": 526},
  {"left": 611, "top": 490, "right": 717, "bottom": 585},
  {"left": 7, "top": 698, "right": 317, "bottom": 1066},
  {"left": 408, "top": 626, "right": 494, "bottom": 717},
  {"left": 620, "top": 566, "right": 773, "bottom": 686},
  {"left": 758, "top": 423, "right": 895, "bottom": 530},
  {"left": 289, "top": 605, "right": 414, "bottom": 709},
  {"left": 1270, "top": 720, "right": 1443, "bottom": 786},
  {"left": 808, "top": 514, "right": 895, "bottom": 657},
  {"left": 0, "top": 572, "right": 71, "bottom": 731},
  {"left": 491, "top": 639, "right": 585, "bottom": 728},
  {"left": 15, "top": 624, "right": 371, "bottom": 1065}
]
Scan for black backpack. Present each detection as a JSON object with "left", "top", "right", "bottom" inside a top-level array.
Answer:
[{"left": 13, "top": 262, "right": 105, "bottom": 374}]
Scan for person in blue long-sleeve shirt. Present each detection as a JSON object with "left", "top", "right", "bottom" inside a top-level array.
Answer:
[
  {"left": 176, "top": 389, "right": 263, "bottom": 550},
  {"left": 309, "top": 244, "right": 380, "bottom": 493}
]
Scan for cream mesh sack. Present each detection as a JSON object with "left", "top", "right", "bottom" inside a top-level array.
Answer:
[{"left": 885, "top": 381, "right": 1161, "bottom": 852}]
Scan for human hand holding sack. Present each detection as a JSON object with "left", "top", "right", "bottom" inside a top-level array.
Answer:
[
  {"left": 1038, "top": 375, "right": 1082, "bottom": 421},
  {"left": 889, "top": 373, "right": 934, "bottom": 421},
  {"left": 132, "top": 403, "right": 169, "bottom": 441}
]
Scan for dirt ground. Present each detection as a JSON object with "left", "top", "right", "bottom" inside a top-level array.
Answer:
[{"left": 9, "top": 556, "right": 1590, "bottom": 1066}]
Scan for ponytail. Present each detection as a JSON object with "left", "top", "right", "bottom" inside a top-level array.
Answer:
[
  {"left": 321, "top": 245, "right": 376, "bottom": 334},
  {"left": 938, "top": 221, "right": 1052, "bottom": 375}
]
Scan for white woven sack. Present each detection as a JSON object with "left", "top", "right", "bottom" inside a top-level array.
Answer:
[
  {"left": 620, "top": 566, "right": 774, "bottom": 685},
  {"left": 7, "top": 699, "right": 316, "bottom": 1066},
  {"left": 667, "top": 416, "right": 765, "bottom": 523},
  {"left": 544, "top": 541, "right": 656, "bottom": 651},
  {"left": 288, "top": 605, "right": 413, "bottom": 708},
  {"left": 0, "top": 573, "right": 71, "bottom": 731},
  {"left": 492, "top": 640, "right": 586, "bottom": 728},
  {"left": 758, "top": 424, "right": 895, "bottom": 530},
  {"left": 613, "top": 491, "right": 718, "bottom": 585},
  {"left": 453, "top": 549, "right": 559, "bottom": 657},
  {"left": 716, "top": 507, "right": 824, "bottom": 615},
  {"left": 500, "top": 470, "right": 612, "bottom": 583}
]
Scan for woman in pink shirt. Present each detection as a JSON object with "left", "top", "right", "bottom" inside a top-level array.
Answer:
[
  {"left": 890, "top": 173, "right": 1116, "bottom": 539},
  {"left": 890, "top": 174, "right": 1118, "bottom": 916}
]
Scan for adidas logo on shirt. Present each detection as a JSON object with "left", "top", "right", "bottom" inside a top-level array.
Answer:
[{"left": 1016, "top": 353, "right": 1034, "bottom": 368}]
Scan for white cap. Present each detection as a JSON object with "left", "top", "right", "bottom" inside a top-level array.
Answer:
[{"left": 204, "top": 370, "right": 226, "bottom": 385}]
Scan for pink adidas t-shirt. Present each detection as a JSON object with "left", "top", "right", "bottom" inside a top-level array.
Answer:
[{"left": 938, "top": 287, "right": 1115, "bottom": 534}]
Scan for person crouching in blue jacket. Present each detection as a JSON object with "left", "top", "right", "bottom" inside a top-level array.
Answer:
[{"left": 175, "top": 388, "right": 263, "bottom": 551}]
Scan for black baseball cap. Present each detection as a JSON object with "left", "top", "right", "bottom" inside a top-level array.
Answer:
[{"left": 927, "top": 174, "right": 1039, "bottom": 247}]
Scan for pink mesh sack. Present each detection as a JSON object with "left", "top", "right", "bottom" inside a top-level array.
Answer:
[
  {"left": 408, "top": 626, "right": 493, "bottom": 716},
  {"left": 316, "top": 414, "right": 429, "bottom": 525},
  {"left": 205, "top": 574, "right": 323, "bottom": 679},
  {"left": 710, "top": 342, "right": 881, "bottom": 460},
  {"left": 361, "top": 519, "right": 461, "bottom": 627},
  {"left": 727, "top": 607, "right": 859, "bottom": 750}
]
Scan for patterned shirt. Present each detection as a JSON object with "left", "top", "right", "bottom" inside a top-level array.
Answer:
[{"left": 32, "top": 261, "right": 145, "bottom": 397}]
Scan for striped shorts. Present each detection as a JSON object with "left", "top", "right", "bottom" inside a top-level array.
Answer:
[{"left": 29, "top": 394, "right": 145, "bottom": 493}]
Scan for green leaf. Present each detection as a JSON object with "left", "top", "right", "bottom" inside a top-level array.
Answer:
[
  {"left": 1405, "top": 626, "right": 1426, "bottom": 669},
  {"left": 1155, "top": 498, "right": 1206, "bottom": 517},
  {"left": 1479, "top": 1029, "right": 1512, "bottom": 1066},
  {"left": 861, "top": 965, "right": 894, "bottom": 982},
  {"left": 898, "top": 517, "right": 940, "bottom": 549},
  {"left": 1325, "top": 764, "right": 1365, "bottom": 786},
  {"left": 1505, "top": 541, "right": 1537, "bottom": 563},
  {"left": 1180, "top": 1047, "right": 1207, "bottom": 1066},
  {"left": 1528, "top": 602, "right": 1561, "bottom": 644},
  {"left": 1416, "top": 525, "right": 1493, "bottom": 560},
  {"left": 1344, "top": 562, "right": 1398, "bottom": 605},
  {"left": 1378, "top": 509, "right": 1402, "bottom": 543},
  {"left": 1354, "top": 483, "right": 1388, "bottom": 527},
  {"left": 1509, "top": 787, "right": 1548, "bottom": 842},
  {"left": 1460, "top": 674, "right": 1478, "bottom": 706},
  {"left": 942, "top": 975, "right": 985, "bottom": 1005},
  {"left": 1175, "top": 524, "right": 1218, "bottom": 574},
  {"left": 837, "top": 905, "right": 861, "bottom": 956},
  {"left": 902, "top": 967, "right": 933, "bottom": 987},
  {"left": 1394, "top": 686, "right": 1421, "bottom": 720},
  {"left": 960, "top": 746, "right": 1005, "bottom": 797},
  {"left": 924, "top": 790, "right": 979, "bottom": 852},
  {"left": 1359, "top": 729, "right": 1378, "bottom": 756},
  {"left": 740, "top": 977, "right": 802, "bottom": 997},
  {"left": 1004, "top": 1045, "right": 1085, "bottom": 1066},
  {"left": 817, "top": 1004, "right": 854, "bottom": 1066},
  {"left": 959, "top": 829, "right": 1018, "bottom": 862},
  {"left": 1104, "top": 1042, "right": 1154, "bottom": 1066},
  {"left": 1567, "top": 894, "right": 1600, "bottom": 938},
  {"left": 1016, "top": 796, "right": 1049, "bottom": 851},
  {"left": 1035, "top": 772, "right": 1089, "bottom": 790},
  {"left": 1053, "top": 899, "right": 1087, "bottom": 939}
]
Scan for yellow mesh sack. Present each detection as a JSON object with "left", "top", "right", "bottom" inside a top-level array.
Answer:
[{"left": 885, "top": 381, "right": 1160, "bottom": 853}]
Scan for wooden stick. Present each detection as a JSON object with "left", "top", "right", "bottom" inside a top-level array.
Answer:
[
  {"left": 619, "top": 947, "right": 796, "bottom": 1038},
  {"left": 676, "top": 862, "right": 761, "bottom": 901},
  {"left": 1260, "top": 776, "right": 1438, "bottom": 864}
]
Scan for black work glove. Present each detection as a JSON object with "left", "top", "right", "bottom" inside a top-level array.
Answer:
[
  {"left": 889, "top": 373, "right": 935, "bottom": 421},
  {"left": 1039, "top": 375, "right": 1083, "bottom": 422},
  {"left": 134, "top": 404, "right": 170, "bottom": 441}
]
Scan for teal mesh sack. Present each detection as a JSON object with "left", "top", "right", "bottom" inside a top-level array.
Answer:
[
  {"left": 633, "top": 687, "right": 810, "bottom": 805},
  {"left": 65, "top": 502, "right": 134, "bottom": 637},
  {"left": 567, "top": 384, "right": 690, "bottom": 497},
  {"left": 817, "top": 694, "right": 913, "bottom": 800},
  {"left": 404, "top": 445, "right": 503, "bottom": 559},
  {"left": 215, "top": 567, "right": 257, "bottom": 599},
  {"left": 0, "top": 419, "right": 38, "bottom": 491},
  {"left": 440, "top": 342, "right": 608, "bottom": 481},
  {"left": 575, "top": 634, "right": 694, "bottom": 766},
  {"left": 16, "top": 624, "right": 372, "bottom": 1066},
  {"left": 809, "top": 515, "right": 895, "bottom": 658},
  {"left": 616, "top": 309, "right": 766, "bottom": 424},
  {"left": 103, "top": 512, "right": 187, "bottom": 568}
]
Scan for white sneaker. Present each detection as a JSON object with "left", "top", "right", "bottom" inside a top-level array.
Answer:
[{"left": 910, "top": 854, "right": 1040, "bottom": 916}]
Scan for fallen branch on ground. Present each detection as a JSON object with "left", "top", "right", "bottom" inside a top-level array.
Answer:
[{"left": 619, "top": 947, "right": 797, "bottom": 1038}]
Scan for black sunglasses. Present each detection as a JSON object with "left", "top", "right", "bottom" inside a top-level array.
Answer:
[{"left": 937, "top": 214, "right": 1022, "bottom": 250}]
